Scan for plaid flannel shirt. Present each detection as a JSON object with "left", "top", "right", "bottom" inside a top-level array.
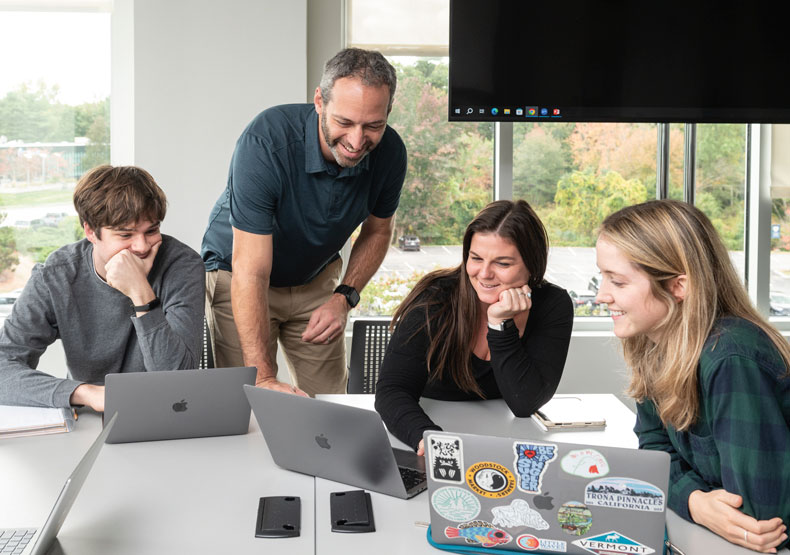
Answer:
[{"left": 635, "top": 317, "right": 790, "bottom": 547}]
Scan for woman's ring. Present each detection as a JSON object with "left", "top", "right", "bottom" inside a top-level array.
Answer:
[
  {"left": 527, "top": 292, "right": 532, "bottom": 299},
  {"left": 744, "top": 530, "right": 748, "bottom": 543}
]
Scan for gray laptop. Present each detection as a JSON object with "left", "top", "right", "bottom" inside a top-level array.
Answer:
[
  {"left": 244, "top": 385, "right": 427, "bottom": 499},
  {"left": 425, "top": 430, "right": 670, "bottom": 554},
  {"left": 104, "top": 367, "right": 256, "bottom": 443},
  {"left": 0, "top": 413, "right": 117, "bottom": 555}
]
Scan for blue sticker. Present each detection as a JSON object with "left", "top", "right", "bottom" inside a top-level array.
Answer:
[{"left": 513, "top": 442, "right": 557, "bottom": 494}]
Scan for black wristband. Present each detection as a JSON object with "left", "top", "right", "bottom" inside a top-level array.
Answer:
[
  {"left": 487, "top": 318, "right": 515, "bottom": 332},
  {"left": 133, "top": 297, "right": 161, "bottom": 312},
  {"left": 334, "top": 285, "right": 360, "bottom": 308}
]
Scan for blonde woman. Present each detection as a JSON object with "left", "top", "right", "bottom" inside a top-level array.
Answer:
[{"left": 596, "top": 200, "right": 790, "bottom": 553}]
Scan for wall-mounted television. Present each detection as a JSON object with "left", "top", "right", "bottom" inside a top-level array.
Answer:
[{"left": 449, "top": 0, "right": 790, "bottom": 123}]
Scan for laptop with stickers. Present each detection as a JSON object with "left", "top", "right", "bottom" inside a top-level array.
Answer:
[
  {"left": 424, "top": 430, "right": 669, "bottom": 555},
  {"left": 244, "top": 385, "right": 427, "bottom": 499}
]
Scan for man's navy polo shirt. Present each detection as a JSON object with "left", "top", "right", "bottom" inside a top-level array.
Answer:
[{"left": 200, "top": 103, "right": 407, "bottom": 288}]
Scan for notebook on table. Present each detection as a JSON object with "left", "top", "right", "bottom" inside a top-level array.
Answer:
[
  {"left": 104, "top": 367, "right": 256, "bottom": 443},
  {"left": 424, "top": 430, "right": 669, "bottom": 554},
  {"left": 0, "top": 413, "right": 117, "bottom": 555},
  {"left": 244, "top": 385, "right": 427, "bottom": 499}
]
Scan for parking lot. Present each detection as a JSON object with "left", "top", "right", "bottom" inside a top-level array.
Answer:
[{"left": 374, "top": 245, "right": 790, "bottom": 305}]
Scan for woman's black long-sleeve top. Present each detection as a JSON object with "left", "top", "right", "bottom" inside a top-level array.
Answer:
[{"left": 374, "top": 277, "right": 574, "bottom": 450}]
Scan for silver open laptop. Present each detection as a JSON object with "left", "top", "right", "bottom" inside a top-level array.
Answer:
[
  {"left": 425, "top": 430, "right": 670, "bottom": 554},
  {"left": 0, "top": 413, "right": 117, "bottom": 555},
  {"left": 104, "top": 367, "right": 256, "bottom": 443},
  {"left": 244, "top": 385, "right": 427, "bottom": 499}
]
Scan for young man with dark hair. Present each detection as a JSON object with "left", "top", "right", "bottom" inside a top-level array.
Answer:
[{"left": 0, "top": 165, "right": 204, "bottom": 411}]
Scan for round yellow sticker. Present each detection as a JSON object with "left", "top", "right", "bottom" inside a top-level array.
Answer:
[{"left": 465, "top": 462, "right": 516, "bottom": 498}]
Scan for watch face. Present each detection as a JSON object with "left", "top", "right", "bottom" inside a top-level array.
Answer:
[{"left": 335, "top": 285, "right": 360, "bottom": 307}]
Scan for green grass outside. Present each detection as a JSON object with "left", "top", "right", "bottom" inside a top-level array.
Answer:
[{"left": 0, "top": 188, "right": 74, "bottom": 208}]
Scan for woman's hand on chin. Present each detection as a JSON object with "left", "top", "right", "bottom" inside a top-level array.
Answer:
[{"left": 487, "top": 284, "right": 532, "bottom": 325}]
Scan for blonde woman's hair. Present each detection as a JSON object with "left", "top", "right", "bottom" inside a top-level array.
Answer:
[{"left": 599, "top": 199, "right": 790, "bottom": 431}]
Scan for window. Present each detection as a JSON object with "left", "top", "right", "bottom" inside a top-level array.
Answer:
[
  {"left": 347, "top": 1, "right": 495, "bottom": 316},
  {"left": 513, "top": 122, "right": 661, "bottom": 316},
  {"left": 346, "top": 0, "right": 776, "bottom": 327},
  {"left": 0, "top": 6, "right": 110, "bottom": 323}
]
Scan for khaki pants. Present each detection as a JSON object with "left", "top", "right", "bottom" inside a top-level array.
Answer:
[{"left": 205, "top": 258, "right": 347, "bottom": 396}]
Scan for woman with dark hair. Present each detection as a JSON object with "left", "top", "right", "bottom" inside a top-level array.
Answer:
[{"left": 374, "top": 200, "right": 574, "bottom": 455}]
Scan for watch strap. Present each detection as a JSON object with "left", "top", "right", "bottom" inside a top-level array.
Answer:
[
  {"left": 333, "top": 285, "right": 360, "bottom": 308},
  {"left": 487, "top": 318, "right": 515, "bottom": 332},
  {"left": 133, "top": 297, "right": 161, "bottom": 312}
]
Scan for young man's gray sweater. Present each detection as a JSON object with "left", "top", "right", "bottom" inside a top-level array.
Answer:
[{"left": 0, "top": 235, "right": 205, "bottom": 408}]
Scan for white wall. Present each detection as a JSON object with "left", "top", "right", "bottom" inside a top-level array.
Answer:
[{"left": 112, "top": 0, "right": 307, "bottom": 251}]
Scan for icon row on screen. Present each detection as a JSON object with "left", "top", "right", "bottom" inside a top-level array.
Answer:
[{"left": 453, "top": 107, "right": 562, "bottom": 117}]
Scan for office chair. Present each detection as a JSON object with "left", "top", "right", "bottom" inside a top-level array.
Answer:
[
  {"left": 347, "top": 318, "right": 391, "bottom": 394},
  {"left": 199, "top": 316, "right": 215, "bottom": 369}
]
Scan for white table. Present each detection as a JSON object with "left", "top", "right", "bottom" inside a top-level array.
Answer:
[
  {"left": 3, "top": 395, "right": 782, "bottom": 554},
  {"left": 1, "top": 410, "right": 314, "bottom": 555}
]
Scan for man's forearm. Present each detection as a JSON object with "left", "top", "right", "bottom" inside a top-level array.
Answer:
[
  {"left": 231, "top": 272, "right": 275, "bottom": 382},
  {"left": 340, "top": 218, "right": 393, "bottom": 292}
]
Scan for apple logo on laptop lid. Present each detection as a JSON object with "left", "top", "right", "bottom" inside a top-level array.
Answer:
[
  {"left": 315, "top": 434, "right": 331, "bottom": 449},
  {"left": 172, "top": 399, "right": 188, "bottom": 412}
]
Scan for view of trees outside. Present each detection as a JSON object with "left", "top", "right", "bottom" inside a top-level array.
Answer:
[
  {"left": 355, "top": 58, "right": 752, "bottom": 318},
  {"left": 355, "top": 57, "right": 494, "bottom": 316},
  {"left": 0, "top": 11, "right": 110, "bottom": 320}
]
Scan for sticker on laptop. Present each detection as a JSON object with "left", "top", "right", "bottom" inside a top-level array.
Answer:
[
  {"left": 465, "top": 462, "right": 516, "bottom": 498},
  {"left": 444, "top": 520, "right": 513, "bottom": 548},
  {"left": 516, "top": 534, "right": 568, "bottom": 552},
  {"left": 432, "top": 487, "right": 481, "bottom": 522},
  {"left": 572, "top": 531, "right": 655, "bottom": 555},
  {"left": 584, "top": 477, "right": 665, "bottom": 512},
  {"left": 556, "top": 501, "right": 593, "bottom": 536},
  {"left": 427, "top": 434, "right": 464, "bottom": 483},
  {"left": 491, "top": 499, "right": 549, "bottom": 530},
  {"left": 560, "top": 449, "right": 610, "bottom": 478},
  {"left": 513, "top": 442, "right": 557, "bottom": 493}
]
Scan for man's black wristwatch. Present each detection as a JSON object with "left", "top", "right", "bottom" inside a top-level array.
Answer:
[
  {"left": 133, "top": 297, "right": 161, "bottom": 312},
  {"left": 334, "top": 285, "right": 360, "bottom": 308}
]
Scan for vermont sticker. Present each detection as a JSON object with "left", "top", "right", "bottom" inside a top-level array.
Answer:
[
  {"left": 560, "top": 449, "right": 609, "bottom": 478},
  {"left": 584, "top": 477, "right": 665, "bottom": 512},
  {"left": 491, "top": 499, "right": 549, "bottom": 530},
  {"left": 513, "top": 442, "right": 557, "bottom": 493},
  {"left": 572, "top": 531, "right": 655, "bottom": 555},
  {"left": 556, "top": 501, "right": 593, "bottom": 536},
  {"left": 465, "top": 462, "right": 516, "bottom": 498},
  {"left": 516, "top": 534, "right": 567, "bottom": 552},
  {"left": 431, "top": 486, "right": 481, "bottom": 522},
  {"left": 427, "top": 434, "right": 464, "bottom": 483}
]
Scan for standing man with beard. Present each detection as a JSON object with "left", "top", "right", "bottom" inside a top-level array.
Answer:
[{"left": 201, "top": 49, "right": 406, "bottom": 396}]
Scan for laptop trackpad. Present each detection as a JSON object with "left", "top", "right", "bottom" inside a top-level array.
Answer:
[{"left": 393, "top": 447, "right": 425, "bottom": 472}]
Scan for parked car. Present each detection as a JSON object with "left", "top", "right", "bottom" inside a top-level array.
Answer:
[
  {"left": 397, "top": 235, "right": 420, "bottom": 251},
  {"left": 770, "top": 293, "right": 790, "bottom": 316},
  {"left": 0, "top": 289, "right": 22, "bottom": 305},
  {"left": 43, "top": 212, "right": 68, "bottom": 226},
  {"left": 569, "top": 289, "right": 598, "bottom": 307}
]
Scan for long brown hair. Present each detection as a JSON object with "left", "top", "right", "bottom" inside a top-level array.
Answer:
[
  {"left": 600, "top": 200, "right": 790, "bottom": 430},
  {"left": 391, "top": 200, "right": 549, "bottom": 395}
]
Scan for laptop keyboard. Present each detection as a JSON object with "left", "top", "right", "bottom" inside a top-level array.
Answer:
[
  {"left": 0, "top": 528, "right": 36, "bottom": 554},
  {"left": 399, "top": 466, "right": 427, "bottom": 491}
]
